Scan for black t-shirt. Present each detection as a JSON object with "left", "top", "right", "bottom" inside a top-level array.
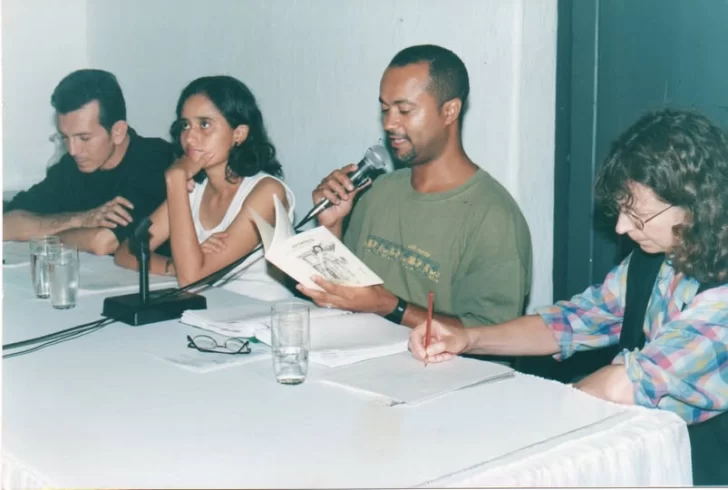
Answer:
[{"left": 5, "top": 128, "right": 175, "bottom": 245}]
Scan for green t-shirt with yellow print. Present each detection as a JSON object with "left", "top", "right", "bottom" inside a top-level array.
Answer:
[{"left": 344, "top": 168, "right": 532, "bottom": 327}]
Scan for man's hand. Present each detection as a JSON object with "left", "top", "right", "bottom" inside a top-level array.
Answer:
[
  {"left": 81, "top": 196, "right": 134, "bottom": 229},
  {"left": 200, "top": 232, "right": 228, "bottom": 254},
  {"left": 311, "top": 165, "right": 371, "bottom": 228},
  {"left": 296, "top": 276, "right": 395, "bottom": 314},
  {"left": 408, "top": 319, "right": 470, "bottom": 364}
]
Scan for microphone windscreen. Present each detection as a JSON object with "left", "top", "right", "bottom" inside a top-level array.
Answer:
[{"left": 363, "top": 144, "right": 393, "bottom": 172}]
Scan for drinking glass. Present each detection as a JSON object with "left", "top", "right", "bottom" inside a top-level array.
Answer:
[
  {"left": 270, "top": 302, "right": 310, "bottom": 385},
  {"left": 47, "top": 244, "right": 80, "bottom": 309},
  {"left": 29, "top": 235, "right": 61, "bottom": 298}
]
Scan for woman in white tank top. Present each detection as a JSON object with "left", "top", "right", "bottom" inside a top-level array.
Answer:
[{"left": 115, "top": 76, "right": 294, "bottom": 300}]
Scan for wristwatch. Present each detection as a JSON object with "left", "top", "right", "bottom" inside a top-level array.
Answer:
[{"left": 384, "top": 296, "right": 407, "bottom": 324}]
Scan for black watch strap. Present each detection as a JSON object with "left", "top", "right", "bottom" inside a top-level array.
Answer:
[{"left": 384, "top": 296, "right": 407, "bottom": 324}]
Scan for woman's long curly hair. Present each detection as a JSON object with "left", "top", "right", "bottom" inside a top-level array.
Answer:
[
  {"left": 595, "top": 108, "right": 728, "bottom": 283},
  {"left": 170, "top": 75, "right": 282, "bottom": 182}
]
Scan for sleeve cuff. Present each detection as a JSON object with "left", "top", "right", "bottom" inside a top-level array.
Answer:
[
  {"left": 535, "top": 306, "right": 574, "bottom": 360},
  {"left": 620, "top": 349, "right": 656, "bottom": 409}
]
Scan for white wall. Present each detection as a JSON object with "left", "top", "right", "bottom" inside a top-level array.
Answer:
[
  {"left": 1, "top": 0, "right": 88, "bottom": 190},
  {"left": 2, "top": 0, "right": 556, "bottom": 309}
]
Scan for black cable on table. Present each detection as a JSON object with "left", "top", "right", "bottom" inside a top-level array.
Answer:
[{"left": 3, "top": 216, "right": 313, "bottom": 356}]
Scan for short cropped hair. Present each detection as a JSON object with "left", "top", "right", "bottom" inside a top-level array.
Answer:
[
  {"left": 388, "top": 44, "right": 470, "bottom": 108},
  {"left": 51, "top": 69, "right": 127, "bottom": 132},
  {"left": 595, "top": 108, "right": 728, "bottom": 283}
]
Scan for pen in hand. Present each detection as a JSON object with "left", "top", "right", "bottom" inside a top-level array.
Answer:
[{"left": 424, "top": 291, "right": 434, "bottom": 367}]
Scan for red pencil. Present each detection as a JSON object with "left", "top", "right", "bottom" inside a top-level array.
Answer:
[{"left": 424, "top": 291, "right": 434, "bottom": 366}]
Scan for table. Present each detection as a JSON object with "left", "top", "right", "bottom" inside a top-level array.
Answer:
[{"left": 2, "top": 253, "right": 692, "bottom": 487}]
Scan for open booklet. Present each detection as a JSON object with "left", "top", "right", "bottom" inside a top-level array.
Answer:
[
  {"left": 316, "top": 352, "right": 515, "bottom": 406},
  {"left": 250, "top": 195, "right": 383, "bottom": 291}
]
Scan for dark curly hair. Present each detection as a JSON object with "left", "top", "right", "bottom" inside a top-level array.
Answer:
[
  {"left": 170, "top": 75, "right": 282, "bottom": 182},
  {"left": 595, "top": 108, "right": 728, "bottom": 283}
]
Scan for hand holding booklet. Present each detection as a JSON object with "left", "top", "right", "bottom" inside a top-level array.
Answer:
[{"left": 250, "top": 195, "right": 383, "bottom": 291}]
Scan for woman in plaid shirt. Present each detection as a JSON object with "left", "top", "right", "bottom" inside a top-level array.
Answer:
[{"left": 409, "top": 108, "right": 728, "bottom": 485}]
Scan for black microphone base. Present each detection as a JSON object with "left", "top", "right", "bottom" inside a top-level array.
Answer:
[{"left": 102, "top": 288, "right": 207, "bottom": 326}]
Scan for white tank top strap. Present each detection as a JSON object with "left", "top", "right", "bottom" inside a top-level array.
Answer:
[{"left": 191, "top": 172, "right": 296, "bottom": 242}]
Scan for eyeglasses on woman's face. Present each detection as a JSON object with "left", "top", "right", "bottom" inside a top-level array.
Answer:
[{"left": 622, "top": 204, "right": 675, "bottom": 231}]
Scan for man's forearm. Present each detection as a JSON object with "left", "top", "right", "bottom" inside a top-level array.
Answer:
[
  {"left": 58, "top": 228, "right": 119, "bottom": 255},
  {"left": 374, "top": 288, "right": 463, "bottom": 329},
  {"left": 3, "top": 210, "right": 84, "bottom": 241},
  {"left": 401, "top": 302, "right": 463, "bottom": 329}
]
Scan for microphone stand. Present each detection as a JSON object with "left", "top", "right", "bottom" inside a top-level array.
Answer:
[
  {"left": 138, "top": 229, "right": 150, "bottom": 305},
  {"left": 102, "top": 218, "right": 207, "bottom": 326}
]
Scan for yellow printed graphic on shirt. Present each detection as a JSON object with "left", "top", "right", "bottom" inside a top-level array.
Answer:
[{"left": 364, "top": 234, "right": 440, "bottom": 283}]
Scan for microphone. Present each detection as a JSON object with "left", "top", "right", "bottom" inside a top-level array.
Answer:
[{"left": 297, "top": 144, "right": 392, "bottom": 227}]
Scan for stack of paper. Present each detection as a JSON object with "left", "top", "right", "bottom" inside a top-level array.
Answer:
[
  {"left": 180, "top": 302, "right": 351, "bottom": 338},
  {"left": 254, "top": 313, "right": 410, "bottom": 368},
  {"left": 316, "top": 351, "right": 515, "bottom": 406},
  {"left": 3, "top": 241, "right": 30, "bottom": 268},
  {"left": 181, "top": 303, "right": 272, "bottom": 338}
]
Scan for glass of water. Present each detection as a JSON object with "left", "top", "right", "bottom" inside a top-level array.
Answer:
[
  {"left": 47, "top": 244, "right": 80, "bottom": 309},
  {"left": 29, "top": 235, "right": 61, "bottom": 298},
  {"left": 271, "top": 302, "right": 310, "bottom": 385}
]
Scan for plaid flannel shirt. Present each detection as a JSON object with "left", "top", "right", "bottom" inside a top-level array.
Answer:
[{"left": 537, "top": 253, "right": 728, "bottom": 423}]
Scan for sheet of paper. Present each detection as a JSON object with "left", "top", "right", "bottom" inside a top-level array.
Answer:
[
  {"left": 316, "top": 351, "right": 515, "bottom": 406},
  {"left": 149, "top": 341, "right": 271, "bottom": 373}
]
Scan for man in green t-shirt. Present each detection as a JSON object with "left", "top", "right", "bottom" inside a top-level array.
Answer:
[{"left": 297, "top": 44, "right": 532, "bottom": 329}]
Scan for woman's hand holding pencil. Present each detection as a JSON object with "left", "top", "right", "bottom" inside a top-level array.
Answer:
[{"left": 408, "top": 316, "right": 470, "bottom": 364}]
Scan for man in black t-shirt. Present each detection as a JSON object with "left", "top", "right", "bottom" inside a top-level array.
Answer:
[{"left": 3, "top": 69, "right": 174, "bottom": 255}]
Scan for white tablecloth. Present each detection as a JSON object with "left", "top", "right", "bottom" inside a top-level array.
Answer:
[{"left": 2, "top": 254, "right": 692, "bottom": 488}]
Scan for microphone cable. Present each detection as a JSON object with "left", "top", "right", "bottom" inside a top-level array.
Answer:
[
  {"left": 2, "top": 214, "right": 310, "bottom": 358},
  {"left": 3, "top": 317, "right": 115, "bottom": 359},
  {"left": 3, "top": 172, "right": 374, "bottom": 358}
]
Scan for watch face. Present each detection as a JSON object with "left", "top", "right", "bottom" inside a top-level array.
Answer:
[{"left": 385, "top": 298, "right": 406, "bottom": 324}]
